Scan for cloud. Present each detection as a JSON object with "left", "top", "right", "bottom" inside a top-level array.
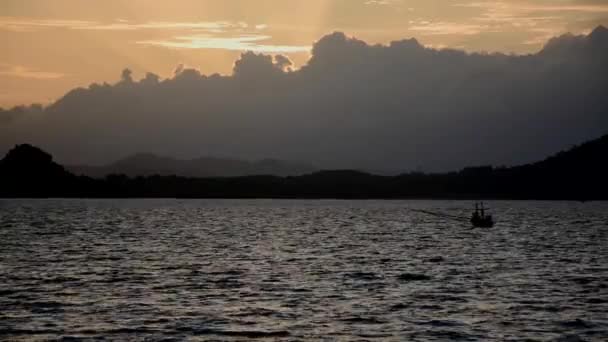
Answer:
[
  {"left": 365, "top": 0, "right": 400, "bottom": 5},
  {"left": 421, "top": 1, "right": 608, "bottom": 49},
  {"left": 0, "top": 16, "right": 306, "bottom": 54},
  {"left": 458, "top": 1, "right": 608, "bottom": 14},
  {"left": 408, "top": 21, "right": 490, "bottom": 36},
  {"left": 77, "top": 21, "right": 241, "bottom": 32},
  {"left": 233, "top": 52, "right": 296, "bottom": 78},
  {"left": 137, "top": 34, "right": 311, "bottom": 53},
  {"left": 0, "top": 104, "right": 43, "bottom": 125},
  {"left": 0, "top": 17, "right": 94, "bottom": 32},
  {"left": 1, "top": 27, "right": 607, "bottom": 172},
  {"left": 0, "top": 17, "right": 240, "bottom": 32},
  {"left": 455, "top": 1, "right": 608, "bottom": 28},
  {"left": 0, "top": 65, "right": 64, "bottom": 79},
  {"left": 274, "top": 54, "right": 294, "bottom": 72}
]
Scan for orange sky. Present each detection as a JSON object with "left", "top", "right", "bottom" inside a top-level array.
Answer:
[{"left": 2, "top": 0, "right": 607, "bottom": 107}]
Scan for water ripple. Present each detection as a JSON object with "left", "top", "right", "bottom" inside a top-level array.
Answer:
[{"left": 1, "top": 199, "right": 607, "bottom": 340}]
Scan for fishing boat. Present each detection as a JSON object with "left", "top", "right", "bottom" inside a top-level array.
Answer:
[{"left": 471, "top": 202, "right": 494, "bottom": 228}]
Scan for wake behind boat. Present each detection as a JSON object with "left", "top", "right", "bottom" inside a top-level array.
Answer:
[{"left": 410, "top": 202, "right": 497, "bottom": 228}]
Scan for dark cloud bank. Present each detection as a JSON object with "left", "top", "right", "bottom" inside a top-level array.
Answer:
[{"left": 2, "top": 26, "right": 607, "bottom": 172}]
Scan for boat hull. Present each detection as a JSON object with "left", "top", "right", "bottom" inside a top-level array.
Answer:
[{"left": 471, "top": 217, "right": 494, "bottom": 228}]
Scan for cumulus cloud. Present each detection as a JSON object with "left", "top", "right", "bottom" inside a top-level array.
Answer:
[
  {"left": 0, "top": 104, "right": 42, "bottom": 126},
  {"left": 233, "top": 52, "right": 295, "bottom": 77},
  {"left": 120, "top": 68, "right": 133, "bottom": 83},
  {"left": 274, "top": 54, "right": 294, "bottom": 72},
  {"left": 1, "top": 27, "right": 607, "bottom": 172}
]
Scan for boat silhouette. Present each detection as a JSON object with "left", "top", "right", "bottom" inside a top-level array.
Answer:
[{"left": 471, "top": 202, "right": 494, "bottom": 228}]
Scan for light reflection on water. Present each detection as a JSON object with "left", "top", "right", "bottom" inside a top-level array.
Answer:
[{"left": 0, "top": 199, "right": 607, "bottom": 341}]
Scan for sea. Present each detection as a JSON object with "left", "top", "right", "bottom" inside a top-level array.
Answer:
[{"left": 0, "top": 199, "right": 607, "bottom": 341}]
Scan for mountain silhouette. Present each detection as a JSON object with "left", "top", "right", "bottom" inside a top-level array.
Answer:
[
  {"left": 67, "top": 153, "right": 317, "bottom": 178},
  {"left": 501, "top": 134, "right": 608, "bottom": 199},
  {"left": 1, "top": 133, "right": 607, "bottom": 199},
  {"left": 0, "top": 144, "right": 77, "bottom": 197}
]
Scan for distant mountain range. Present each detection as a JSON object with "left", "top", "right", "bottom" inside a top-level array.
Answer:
[
  {"left": 1, "top": 133, "right": 607, "bottom": 199},
  {"left": 67, "top": 154, "right": 317, "bottom": 178}
]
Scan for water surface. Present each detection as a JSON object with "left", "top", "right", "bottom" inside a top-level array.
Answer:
[{"left": 1, "top": 199, "right": 607, "bottom": 341}]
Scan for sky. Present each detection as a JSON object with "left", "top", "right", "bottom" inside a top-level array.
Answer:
[{"left": 2, "top": 0, "right": 608, "bottom": 108}]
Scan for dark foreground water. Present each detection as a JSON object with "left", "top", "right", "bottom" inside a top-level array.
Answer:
[{"left": 0, "top": 199, "right": 607, "bottom": 341}]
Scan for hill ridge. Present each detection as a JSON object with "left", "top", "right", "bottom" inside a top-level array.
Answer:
[{"left": 1, "top": 133, "right": 607, "bottom": 199}]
